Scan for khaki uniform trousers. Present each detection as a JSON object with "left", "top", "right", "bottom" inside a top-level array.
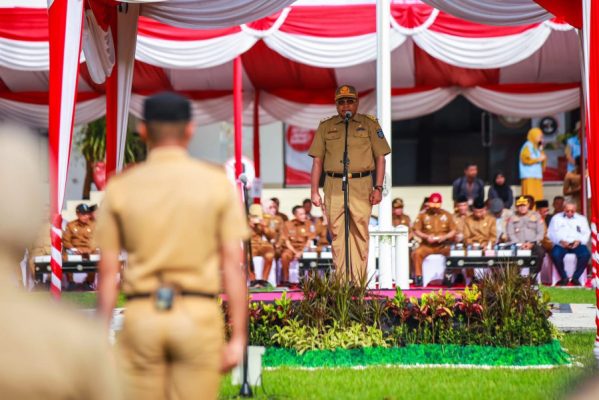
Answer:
[
  {"left": 521, "top": 178, "right": 543, "bottom": 203},
  {"left": 251, "top": 242, "right": 275, "bottom": 280},
  {"left": 118, "top": 297, "right": 223, "bottom": 400},
  {"left": 411, "top": 244, "right": 451, "bottom": 276},
  {"left": 324, "top": 175, "right": 372, "bottom": 282}
]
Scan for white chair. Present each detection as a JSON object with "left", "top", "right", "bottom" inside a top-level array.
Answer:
[
  {"left": 551, "top": 253, "right": 586, "bottom": 286},
  {"left": 252, "top": 256, "right": 277, "bottom": 286},
  {"left": 422, "top": 254, "right": 446, "bottom": 287}
]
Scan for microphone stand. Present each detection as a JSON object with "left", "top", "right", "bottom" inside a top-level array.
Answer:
[
  {"left": 239, "top": 176, "right": 253, "bottom": 398},
  {"left": 342, "top": 113, "right": 351, "bottom": 279}
]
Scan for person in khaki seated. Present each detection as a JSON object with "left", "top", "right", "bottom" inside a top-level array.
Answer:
[
  {"left": 314, "top": 213, "right": 331, "bottom": 252},
  {"left": 463, "top": 199, "right": 497, "bottom": 248},
  {"left": 248, "top": 204, "right": 275, "bottom": 286},
  {"left": 264, "top": 199, "right": 287, "bottom": 260},
  {"left": 506, "top": 195, "right": 546, "bottom": 266},
  {"left": 0, "top": 125, "right": 122, "bottom": 399},
  {"left": 412, "top": 193, "right": 457, "bottom": 287},
  {"left": 27, "top": 220, "right": 52, "bottom": 285},
  {"left": 96, "top": 92, "right": 248, "bottom": 400},
  {"left": 392, "top": 198, "right": 412, "bottom": 239},
  {"left": 453, "top": 195, "right": 470, "bottom": 243},
  {"left": 535, "top": 199, "right": 553, "bottom": 254},
  {"left": 63, "top": 203, "right": 97, "bottom": 290},
  {"left": 280, "top": 205, "right": 314, "bottom": 287}
]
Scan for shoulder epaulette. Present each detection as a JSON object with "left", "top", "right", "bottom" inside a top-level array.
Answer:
[
  {"left": 365, "top": 114, "right": 378, "bottom": 122},
  {"left": 320, "top": 115, "right": 337, "bottom": 123}
]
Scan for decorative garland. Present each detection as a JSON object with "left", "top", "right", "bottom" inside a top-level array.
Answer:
[{"left": 263, "top": 341, "right": 571, "bottom": 369}]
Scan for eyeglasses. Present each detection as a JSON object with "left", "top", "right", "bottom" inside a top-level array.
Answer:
[{"left": 336, "top": 99, "right": 356, "bottom": 106}]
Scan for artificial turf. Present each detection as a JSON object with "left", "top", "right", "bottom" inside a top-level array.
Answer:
[{"left": 219, "top": 332, "right": 597, "bottom": 400}]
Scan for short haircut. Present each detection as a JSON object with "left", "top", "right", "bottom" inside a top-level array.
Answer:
[
  {"left": 145, "top": 121, "right": 187, "bottom": 142},
  {"left": 302, "top": 198, "right": 311, "bottom": 205},
  {"left": 292, "top": 205, "right": 303, "bottom": 215},
  {"left": 553, "top": 196, "right": 565, "bottom": 202},
  {"left": 143, "top": 92, "right": 191, "bottom": 142},
  {"left": 464, "top": 162, "right": 477, "bottom": 169},
  {"left": 270, "top": 197, "right": 280, "bottom": 206}
]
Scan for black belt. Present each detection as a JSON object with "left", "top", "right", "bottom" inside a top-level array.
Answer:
[
  {"left": 326, "top": 171, "right": 371, "bottom": 179},
  {"left": 125, "top": 291, "right": 218, "bottom": 301}
]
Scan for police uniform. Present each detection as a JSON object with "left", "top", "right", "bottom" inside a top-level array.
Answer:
[
  {"left": 506, "top": 199, "right": 546, "bottom": 264},
  {"left": 308, "top": 86, "right": 391, "bottom": 280},
  {"left": 95, "top": 149, "right": 248, "bottom": 396},
  {"left": 280, "top": 219, "right": 314, "bottom": 284},
  {"left": 412, "top": 204, "right": 456, "bottom": 279},
  {"left": 248, "top": 205, "right": 275, "bottom": 282},
  {"left": 463, "top": 214, "right": 497, "bottom": 247}
]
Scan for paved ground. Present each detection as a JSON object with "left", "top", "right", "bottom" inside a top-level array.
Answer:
[{"left": 549, "top": 303, "right": 597, "bottom": 331}]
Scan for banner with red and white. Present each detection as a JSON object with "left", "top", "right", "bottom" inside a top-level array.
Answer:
[{"left": 284, "top": 125, "right": 315, "bottom": 186}]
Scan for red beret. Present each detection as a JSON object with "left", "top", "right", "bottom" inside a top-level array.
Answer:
[{"left": 429, "top": 193, "right": 442, "bottom": 204}]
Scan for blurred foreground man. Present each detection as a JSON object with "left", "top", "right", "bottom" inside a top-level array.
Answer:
[
  {"left": 0, "top": 125, "right": 121, "bottom": 399},
  {"left": 309, "top": 85, "right": 391, "bottom": 281},
  {"left": 96, "top": 93, "right": 248, "bottom": 400}
]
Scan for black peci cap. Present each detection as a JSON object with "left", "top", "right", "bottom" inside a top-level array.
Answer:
[
  {"left": 456, "top": 195, "right": 468, "bottom": 204},
  {"left": 76, "top": 204, "right": 92, "bottom": 214},
  {"left": 143, "top": 92, "right": 191, "bottom": 122},
  {"left": 535, "top": 200, "right": 549, "bottom": 209},
  {"left": 473, "top": 199, "right": 486, "bottom": 210}
]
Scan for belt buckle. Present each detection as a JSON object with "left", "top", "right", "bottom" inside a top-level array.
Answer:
[{"left": 348, "top": 172, "right": 353, "bottom": 179}]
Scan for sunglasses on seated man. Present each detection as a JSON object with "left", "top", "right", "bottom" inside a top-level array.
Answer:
[{"left": 336, "top": 98, "right": 356, "bottom": 106}]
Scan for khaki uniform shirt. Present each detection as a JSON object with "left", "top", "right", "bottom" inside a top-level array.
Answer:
[
  {"left": 63, "top": 220, "right": 96, "bottom": 253},
  {"left": 314, "top": 217, "right": 330, "bottom": 248},
  {"left": 95, "top": 147, "right": 249, "bottom": 295},
  {"left": 506, "top": 211, "right": 545, "bottom": 243},
  {"left": 30, "top": 222, "right": 52, "bottom": 257},
  {"left": 249, "top": 218, "right": 270, "bottom": 248},
  {"left": 276, "top": 211, "right": 289, "bottom": 222},
  {"left": 453, "top": 213, "right": 469, "bottom": 235},
  {"left": 0, "top": 268, "right": 121, "bottom": 400},
  {"left": 264, "top": 214, "right": 286, "bottom": 250},
  {"left": 308, "top": 113, "right": 391, "bottom": 173},
  {"left": 392, "top": 215, "right": 411, "bottom": 231},
  {"left": 413, "top": 209, "right": 456, "bottom": 247},
  {"left": 285, "top": 219, "right": 314, "bottom": 252},
  {"left": 463, "top": 214, "right": 497, "bottom": 246}
]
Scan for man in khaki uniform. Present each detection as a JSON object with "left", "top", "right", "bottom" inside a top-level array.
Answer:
[
  {"left": 96, "top": 93, "right": 248, "bottom": 400},
  {"left": 412, "top": 193, "right": 457, "bottom": 287},
  {"left": 309, "top": 85, "right": 391, "bottom": 281},
  {"left": 280, "top": 205, "right": 315, "bottom": 286},
  {"left": 63, "top": 203, "right": 97, "bottom": 289},
  {"left": 392, "top": 198, "right": 412, "bottom": 238},
  {"left": 270, "top": 197, "right": 289, "bottom": 222},
  {"left": 463, "top": 199, "right": 497, "bottom": 247},
  {"left": 248, "top": 204, "right": 275, "bottom": 284},
  {"left": 506, "top": 196, "right": 546, "bottom": 265},
  {"left": 453, "top": 195, "right": 470, "bottom": 243},
  {"left": 0, "top": 125, "right": 122, "bottom": 399},
  {"left": 264, "top": 199, "right": 287, "bottom": 259}
]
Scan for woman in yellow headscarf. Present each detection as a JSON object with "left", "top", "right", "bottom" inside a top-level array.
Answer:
[{"left": 519, "top": 127, "right": 546, "bottom": 202}]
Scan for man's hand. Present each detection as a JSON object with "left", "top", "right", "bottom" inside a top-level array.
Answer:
[
  {"left": 294, "top": 251, "right": 303, "bottom": 259},
  {"left": 559, "top": 240, "right": 570, "bottom": 248},
  {"left": 311, "top": 191, "right": 322, "bottom": 207},
  {"left": 426, "top": 235, "right": 437, "bottom": 244},
  {"left": 220, "top": 336, "right": 246, "bottom": 373},
  {"left": 538, "top": 154, "right": 547, "bottom": 162},
  {"left": 369, "top": 189, "right": 382, "bottom": 205},
  {"left": 571, "top": 241, "right": 580, "bottom": 248}
]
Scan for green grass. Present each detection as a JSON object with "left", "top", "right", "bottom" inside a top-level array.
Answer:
[
  {"left": 219, "top": 332, "right": 597, "bottom": 400},
  {"left": 31, "top": 291, "right": 127, "bottom": 309},
  {"left": 541, "top": 287, "right": 596, "bottom": 304}
]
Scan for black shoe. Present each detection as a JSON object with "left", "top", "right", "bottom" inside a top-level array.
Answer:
[
  {"left": 571, "top": 279, "right": 582, "bottom": 287},
  {"left": 557, "top": 278, "right": 569, "bottom": 286},
  {"left": 82, "top": 282, "right": 95, "bottom": 291},
  {"left": 442, "top": 276, "right": 452, "bottom": 287},
  {"left": 415, "top": 276, "right": 423, "bottom": 287},
  {"left": 66, "top": 281, "right": 76, "bottom": 291}
]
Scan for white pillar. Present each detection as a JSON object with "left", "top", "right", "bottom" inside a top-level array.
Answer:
[
  {"left": 376, "top": 0, "right": 393, "bottom": 288},
  {"left": 395, "top": 225, "right": 410, "bottom": 289},
  {"left": 367, "top": 231, "right": 378, "bottom": 289}
]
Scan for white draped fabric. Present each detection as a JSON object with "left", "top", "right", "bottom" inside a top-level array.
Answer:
[
  {"left": 0, "top": 38, "right": 49, "bottom": 71},
  {"left": 462, "top": 86, "right": 581, "bottom": 118},
  {"left": 140, "top": 0, "right": 297, "bottom": 29},
  {"left": 420, "top": 0, "right": 552, "bottom": 26},
  {"left": 390, "top": 88, "right": 459, "bottom": 120},
  {"left": 0, "top": 96, "right": 105, "bottom": 128},
  {"left": 82, "top": 9, "right": 115, "bottom": 84}
]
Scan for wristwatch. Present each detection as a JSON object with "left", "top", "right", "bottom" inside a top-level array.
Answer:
[{"left": 373, "top": 185, "right": 383, "bottom": 192}]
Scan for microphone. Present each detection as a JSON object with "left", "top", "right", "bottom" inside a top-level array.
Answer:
[
  {"left": 239, "top": 174, "right": 248, "bottom": 186},
  {"left": 344, "top": 111, "right": 352, "bottom": 122}
]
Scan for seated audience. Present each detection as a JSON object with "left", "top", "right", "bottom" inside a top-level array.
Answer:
[
  {"left": 487, "top": 171, "right": 514, "bottom": 209},
  {"left": 248, "top": 204, "right": 275, "bottom": 286},
  {"left": 463, "top": 199, "right": 496, "bottom": 248},
  {"left": 270, "top": 197, "right": 289, "bottom": 222},
  {"left": 280, "top": 206, "right": 314, "bottom": 287},
  {"left": 63, "top": 203, "right": 97, "bottom": 290},
  {"left": 546, "top": 196, "right": 565, "bottom": 227},
  {"left": 452, "top": 162, "right": 484, "bottom": 206},
  {"left": 453, "top": 195, "right": 470, "bottom": 243},
  {"left": 264, "top": 199, "right": 286, "bottom": 260},
  {"left": 392, "top": 197, "right": 412, "bottom": 239},
  {"left": 411, "top": 193, "right": 456, "bottom": 287},
  {"left": 535, "top": 199, "right": 554, "bottom": 253},
  {"left": 506, "top": 196, "right": 545, "bottom": 266},
  {"left": 548, "top": 202, "right": 590, "bottom": 286},
  {"left": 302, "top": 198, "right": 317, "bottom": 224},
  {"left": 489, "top": 198, "right": 510, "bottom": 243}
]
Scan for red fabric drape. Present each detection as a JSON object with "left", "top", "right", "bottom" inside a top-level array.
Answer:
[
  {"left": 534, "top": 0, "right": 582, "bottom": 29},
  {"left": 233, "top": 56, "right": 243, "bottom": 178}
]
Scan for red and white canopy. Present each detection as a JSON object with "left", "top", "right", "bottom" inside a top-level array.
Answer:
[{"left": 0, "top": 0, "right": 581, "bottom": 131}]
